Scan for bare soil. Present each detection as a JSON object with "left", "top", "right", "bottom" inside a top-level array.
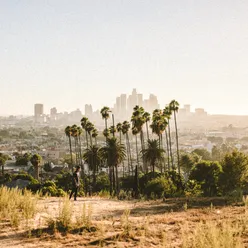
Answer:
[{"left": 1, "top": 197, "right": 248, "bottom": 247}]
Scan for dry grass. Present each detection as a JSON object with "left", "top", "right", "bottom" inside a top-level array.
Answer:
[
  {"left": 0, "top": 186, "right": 37, "bottom": 228},
  {"left": 1, "top": 191, "right": 248, "bottom": 247}
]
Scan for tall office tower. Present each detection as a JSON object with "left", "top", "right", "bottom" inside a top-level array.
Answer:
[
  {"left": 34, "top": 103, "right": 44, "bottom": 123},
  {"left": 85, "top": 104, "right": 93, "bottom": 117},
  {"left": 137, "top": 93, "right": 143, "bottom": 107},
  {"left": 50, "top": 107, "right": 57, "bottom": 116},
  {"left": 148, "top": 94, "right": 159, "bottom": 112},
  {"left": 120, "top": 94, "right": 127, "bottom": 118},
  {"left": 34, "top": 104, "right": 43, "bottom": 116},
  {"left": 116, "top": 96, "right": 121, "bottom": 115},
  {"left": 184, "top": 104, "right": 191, "bottom": 114},
  {"left": 127, "top": 88, "right": 138, "bottom": 113}
]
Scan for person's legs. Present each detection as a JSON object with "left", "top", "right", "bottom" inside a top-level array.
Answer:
[
  {"left": 74, "top": 186, "right": 78, "bottom": 200},
  {"left": 69, "top": 188, "right": 75, "bottom": 199}
]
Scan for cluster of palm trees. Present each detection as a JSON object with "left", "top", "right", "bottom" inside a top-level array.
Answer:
[{"left": 64, "top": 100, "right": 180, "bottom": 196}]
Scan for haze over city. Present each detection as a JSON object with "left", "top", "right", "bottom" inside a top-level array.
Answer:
[{"left": 1, "top": 1, "right": 248, "bottom": 116}]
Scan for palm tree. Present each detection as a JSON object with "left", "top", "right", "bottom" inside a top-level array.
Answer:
[
  {"left": 30, "top": 154, "right": 42, "bottom": 180},
  {"left": 141, "top": 139, "right": 165, "bottom": 177},
  {"left": 65, "top": 126, "right": 73, "bottom": 171},
  {"left": 81, "top": 117, "right": 89, "bottom": 148},
  {"left": 83, "top": 145, "right": 101, "bottom": 189},
  {"left": 143, "top": 112, "right": 151, "bottom": 140},
  {"left": 122, "top": 121, "right": 133, "bottom": 176},
  {"left": 132, "top": 127, "right": 140, "bottom": 198},
  {"left": 109, "top": 125, "right": 117, "bottom": 137},
  {"left": 100, "top": 106, "right": 111, "bottom": 142},
  {"left": 131, "top": 106, "right": 146, "bottom": 172},
  {"left": 163, "top": 106, "right": 174, "bottom": 170},
  {"left": 77, "top": 126, "right": 84, "bottom": 174},
  {"left": 100, "top": 137, "right": 126, "bottom": 195},
  {"left": 91, "top": 128, "right": 98, "bottom": 145},
  {"left": 85, "top": 121, "right": 94, "bottom": 146},
  {"left": 71, "top": 124, "right": 80, "bottom": 166},
  {"left": 116, "top": 123, "right": 123, "bottom": 142},
  {"left": 169, "top": 100, "right": 180, "bottom": 174},
  {"left": 150, "top": 109, "right": 167, "bottom": 173}
]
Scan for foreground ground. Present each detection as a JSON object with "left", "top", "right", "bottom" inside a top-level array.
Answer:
[{"left": 1, "top": 196, "right": 248, "bottom": 247}]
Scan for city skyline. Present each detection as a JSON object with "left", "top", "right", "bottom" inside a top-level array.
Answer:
[{"left": 1, "top": 1, "right": 248, "bottom": 116}]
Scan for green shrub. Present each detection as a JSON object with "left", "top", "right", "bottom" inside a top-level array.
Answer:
[
  {"left": 42, "top": 186, "right": 58, "bottom": 196},
  {"left": 43, "top": 180, "right": 56, "bottom": 188},
  {"left": 57, "top": 188, "right": 67, "bottom": 197},
  {"left": 13, "top": 173, "right": 38, "bottom": 184},
  {"left": 118, "top": 190, "right": 132, "bottom": 200},
  {"left": 144, "top": 176, "right": 172, "bottom": 198},
  {"left": 94, "top": 172, "right": 110, "bottom": 192},
  {"left": 184, "top": 180, "right": 203, "bottom": 197},
  {"left": 55, "top": 171, "right": 74, "bottom": 192}
]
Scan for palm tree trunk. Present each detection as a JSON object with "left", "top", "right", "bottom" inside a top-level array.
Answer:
[
  {"left": 165, "top": 130, "right": 170, "bottom": 171},
  {"left": 135, "top": 135, "right": 139, "bottom": 198},
  {"left": 146, "top": 121, "right": 149, "bottom": 140},
  {"left": 68, "top": 136, "right": 73, "bottom": 172},
  {"left": 85, "top": 130, "right": 89, "bottom": 148},
  {"left": 78, "top": 135, "right": 84, "bottom": 175},
  {"left": 168, "top": 120, "right": 174, "bottom": 170},
  {"left": 174, "top": 111, "right": 180, "bottom": 174},
  {"left": 127, "top": 133, "right": 133, "bottom": 176},
  {"left": 140, "top": 131, "right": 147, "bottom": 173},
  {"left": 115, "top": 165, "right": 119, "bottom": 195},
  {"left": 112, "top": 114, "right": 115, "bottom": 138}
]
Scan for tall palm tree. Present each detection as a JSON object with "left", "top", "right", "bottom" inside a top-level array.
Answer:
[
  {"left": 143, "top": 112, "right": 151, "bottom": 141},
  {"left": 122, "top": 121, "right": 133, "bottom": 176},
  {"left": 30, "top": 154, "right": 42, "bottom": 180},
  {"left": 80, "top": 117, "right": 89, "bottom": 148},
  {"left": 65, "top": 126, "right": 73, "bottom": 171},
  {"left": 116, "top": 123, "right": 123, "bottom": 142},
  {"left": 77, "top": 126, "right": 84, "bottom": 174},
  {"left": 83, "top": 145, "right": 101, "bottom": 189},
  {"left": 150, "top": 109, "right": 167, "bottom": 173},
  {"left": 132, "top": 127, "right": 140, "bottom": 198},
  {"left": 100, "top": 137, "right": 126, "bottom": 195},
  {"left": 131, "top": 106, "right": 146, "bottom": 172},
  {"left": 109, "top": 125, "right": 117, "bottom": 137},
  {"left": 169, "top": 100, "right": 180, "bottom": 174},
  {"left": 91, "top": 128, "right": 98, "bottom": 145},
  {"left": 163, "top": 106, "right": 174, "bottom": 170},
  {"left": 85, "top": 121, "right": 94, "bottom": 146},
  {"left": 71, "top": 124, "right": 80, "bottom": 166},
  {"left": 141, "top": 139, "right": 165, "bottom": 177},
  {"left": 100, "top": 106, "right": 111, "bottom": 142}
]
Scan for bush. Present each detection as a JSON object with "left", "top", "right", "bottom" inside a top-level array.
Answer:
[
  {"left": 144, "top": 176, "right": 173, "bottom": 199},
  {"left": 13, "top": 173, "right": 38, "bottom": 184},
  {"left": 42, "top": 186, "right": 58, "bottom": 196},
  {"left": 55, "top": 171, "right": 74, "bottom": 192},
  {"left": 94, "top": 172, "right": 110, "bottom": 192},
  {"left": 118, "top": 190, "right": 132, "bottom": 200},
  {"left": 139, "top": 172, "right": 161, "bottom": 194},
  {"left": 184, "top": 180, "right": 203, "bottom": 197},
  {"left": 189, "top": 161, "right": 222, "bottom": 197}
]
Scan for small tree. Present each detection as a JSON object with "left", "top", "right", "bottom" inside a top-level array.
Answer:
[
  {"left": 30, "top": 154, "right": 42, "bottom": 181},
  {"left": 220, "top": 151, "right": 248, "bottom": 194},
  {"left": 189, "top": 161, "right": 222, "bottom": 196}
]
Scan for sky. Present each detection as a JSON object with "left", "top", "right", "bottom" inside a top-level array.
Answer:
[{"left": 0, "top": 0, "right": 248, "bottom": 116}]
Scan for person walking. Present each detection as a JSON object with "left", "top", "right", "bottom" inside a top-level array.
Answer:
[{"left": 69, "top": 165, "right": 81, "bottom": 201}]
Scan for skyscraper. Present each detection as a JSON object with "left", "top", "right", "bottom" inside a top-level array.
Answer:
[
  {"left": 34, "top": 104, "right": 43, "bottom": 117},
  {"left": 85, "top": 104, "right": 93, "bottom": 118}
]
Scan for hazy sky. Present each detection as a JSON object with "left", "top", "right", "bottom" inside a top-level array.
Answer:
[{"left": 1, "top": 0, "right": 248, "bottom": 116}]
